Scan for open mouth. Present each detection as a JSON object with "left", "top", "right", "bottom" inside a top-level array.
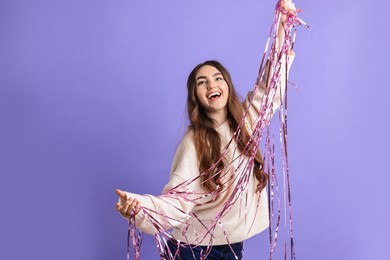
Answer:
[{"left": 207, "top": 92, "right": 221, "bottom": 100}]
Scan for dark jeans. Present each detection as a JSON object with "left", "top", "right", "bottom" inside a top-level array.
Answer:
[{"left": 165, "top": 239, "right": 243, "bottom": 260}]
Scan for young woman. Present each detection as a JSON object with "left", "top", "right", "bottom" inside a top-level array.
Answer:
[{"left": 116, "top": 1, "right": 296, "bottom": 259}]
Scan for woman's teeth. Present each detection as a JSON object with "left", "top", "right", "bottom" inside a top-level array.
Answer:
[{"left": 208, "top": 92, "right": 221, "bottom": 99}]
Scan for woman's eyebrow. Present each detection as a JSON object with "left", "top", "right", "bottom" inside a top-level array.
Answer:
[
  {"left": 195, "top": 75, "right": 207, "bottom": 81},
  {"left": 196, "top": 72, "right": 222, "bottom": 81}
]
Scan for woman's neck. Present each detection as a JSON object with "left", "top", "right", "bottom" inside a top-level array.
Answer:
[{"left": 206, "top": 109, "right": 228, "bottom": 128}]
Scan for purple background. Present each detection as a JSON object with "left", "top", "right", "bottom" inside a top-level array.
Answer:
[{"left": 0, "top": 0, "right": 389, "bottom": 259}]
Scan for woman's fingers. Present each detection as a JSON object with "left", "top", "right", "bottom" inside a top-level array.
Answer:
[
  {"left": 116, "top": 189, "right": 127, "bottom": 198},
  {"left": 123, "top": 198, "right": 134, "bottom": 213},
  {"left": 281, "top": 0, "right": 296, "bottom": 13},
  {"left": 117, "top": 197, "right": 141, "bottom": 218},
  {"left": 279, "top": 0, "right": 297, "bottom": 25},
  {"left": 115, "top": 189, "right": 141, "bottom": 218}
]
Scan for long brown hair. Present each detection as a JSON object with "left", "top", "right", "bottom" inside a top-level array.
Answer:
[{"left": 186, "top": 60, "right": 267, "bottom": 193}]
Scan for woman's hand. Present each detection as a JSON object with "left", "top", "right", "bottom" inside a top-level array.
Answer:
[
  {"left": 277, "top": 0, "right": 297, "bottom": 51},
  {"left": 280, "top": 0, "right": 296, "bottom": 16},
  {"left": 115, "top": 189, "right": 141, "bottom": 218}
]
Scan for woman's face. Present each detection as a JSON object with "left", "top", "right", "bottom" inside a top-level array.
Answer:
[{"left": 195, "top": 65, "right": 229, "bottom": 122}]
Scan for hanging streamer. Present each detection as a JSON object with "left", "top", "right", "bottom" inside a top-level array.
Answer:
[{"left": 124, "top": 1, "right": 307, "bottom": 259}]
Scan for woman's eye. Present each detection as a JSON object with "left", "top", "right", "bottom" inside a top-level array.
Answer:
[
  {"left": 216, "top": 77, "right": 223, "bottom": 81},
  {"left": 197, "top": 81, "right": 206, "bottom": 86}
]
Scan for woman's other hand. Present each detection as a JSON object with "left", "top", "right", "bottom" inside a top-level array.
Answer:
[
  {"left": 280, "top": 0, "right": 296, "bottom": 15},
  {"left": 115, "top": 189, "right": 141, "bottom": 218}
]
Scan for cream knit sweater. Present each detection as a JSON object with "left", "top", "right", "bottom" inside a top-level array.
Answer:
[{"left": 124, "top": 53, "right": 294, "bottom": 246}]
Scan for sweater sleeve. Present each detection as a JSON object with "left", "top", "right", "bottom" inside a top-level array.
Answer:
[
  {"left": 122, "top": 133, "right": 205, "bottom": 234},
  {"left": 244, "top": 52, "right": 295, "bottom": 127}
]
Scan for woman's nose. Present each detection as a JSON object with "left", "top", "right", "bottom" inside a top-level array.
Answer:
[{"left": 207, "top": 81, "right": 217, "bottom": 90}]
